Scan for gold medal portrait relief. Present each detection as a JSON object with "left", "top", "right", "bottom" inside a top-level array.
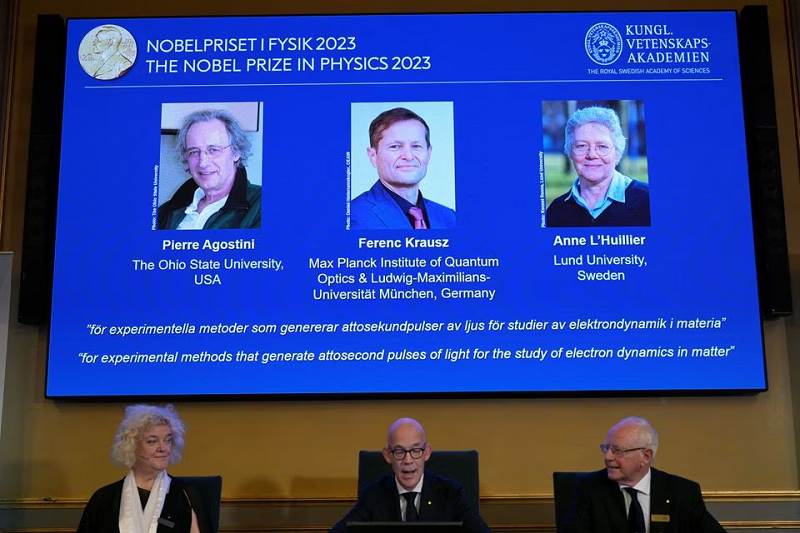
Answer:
[{"left": 78, "top": 24, "right": 137, "bottom": 80}]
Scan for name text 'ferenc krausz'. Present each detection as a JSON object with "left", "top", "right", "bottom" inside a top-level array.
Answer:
[{"left": 357, "top": 237, "right": 449, "bottom": 249}]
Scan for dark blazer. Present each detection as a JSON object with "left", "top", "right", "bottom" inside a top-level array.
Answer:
[
  {"left": 330, "top": 471, "right": 490, "bottom": 533},
  {"left": 158, "top": 167, "right": 261, "bottom": 230},
  {"left": 77, "top": 476, "right": 214, "bottom": 533},
  {"left": 563, "top": 468, "right": 726, "bottom": 533},
  {"left": 351, "top": 180, "right": 456, "bottom": 229}
]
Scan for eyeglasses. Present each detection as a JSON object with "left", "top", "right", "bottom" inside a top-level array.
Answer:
[
  {"left": 184, "top": 144, "right": 232, "bottom": 161},
  {"left": 600, "top": 444, "right": 645, "bottom": 458},
  {"left": 389, "top": 446, "right": 427, "bottom": 460},
  {"left": 572, "top": 142, "right": 613, "bottom": 157}
]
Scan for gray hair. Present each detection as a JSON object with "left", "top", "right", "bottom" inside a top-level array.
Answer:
[
  {"left": 564, "top": 106, "right": 627, "bottom": 165},
  {"left": 177, "top": 108, "right": 252, "bottom": 167},
  {"left": 110, "top": 404, "right": 186, "bottom": 468},
  {"left": 614, "top": 416, "right": 659, "bottom": 458}
]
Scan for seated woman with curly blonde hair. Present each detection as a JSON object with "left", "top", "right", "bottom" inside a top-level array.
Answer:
[{"left": 78, "top": 404, "right": 211, "bottom": 533}]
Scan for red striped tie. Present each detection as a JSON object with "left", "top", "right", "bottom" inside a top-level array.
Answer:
[{"left": 408, "top": 207, "right": 427, "bottom": 229}]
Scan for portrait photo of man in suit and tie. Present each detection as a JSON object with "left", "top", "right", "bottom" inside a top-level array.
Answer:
[
  {"left": 563, "top": 416, "right": 726, "bottom": 533},
  {"left": 329, "top": 417, "right": 490, "bottom": 533},
  {"left": 349, "top": 103, "right": 456, "bottom": 230}
]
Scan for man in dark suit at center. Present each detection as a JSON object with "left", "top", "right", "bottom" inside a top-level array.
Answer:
[
  {"left": 330, "top": 417, "right": 490, "bottom": 533},
  {"left": 564, "top": 416, "right": 726, "bottom": 533}
]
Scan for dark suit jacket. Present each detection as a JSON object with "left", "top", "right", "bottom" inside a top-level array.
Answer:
[
  {"left": 351, "top": 180, "right": 456, "bottom": 229},
  {"left": 330, "top": 471, "right": 490, "bottom": 533},
  {"left": 158, "top": 167, "right": 261, "bottom": 230},
  {"left": 563, "top": 468, "right": 726, "bottom": 533}
]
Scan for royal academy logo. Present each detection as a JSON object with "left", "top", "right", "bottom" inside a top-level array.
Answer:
[{"left": 585, "top": 22, "right": 623, "bottom": 65}]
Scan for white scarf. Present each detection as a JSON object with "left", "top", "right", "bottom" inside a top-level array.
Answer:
[{"left": 119, "top": 469, "right": 171, "bottom": 533}]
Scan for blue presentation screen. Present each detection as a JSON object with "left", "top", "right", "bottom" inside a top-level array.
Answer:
[{"left": 47, "top": 11, "right": 767, "bottom": 397}]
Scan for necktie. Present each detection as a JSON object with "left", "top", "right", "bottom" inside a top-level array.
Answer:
[
  {"left": 408, "top": 207, "right": 427, "bottom": 229},
  {"left": 403, "top": 492, "right": 418, "bottom": 522},
  {"left": 624, "top": 487, "right": 646, "bottom": 533}
]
